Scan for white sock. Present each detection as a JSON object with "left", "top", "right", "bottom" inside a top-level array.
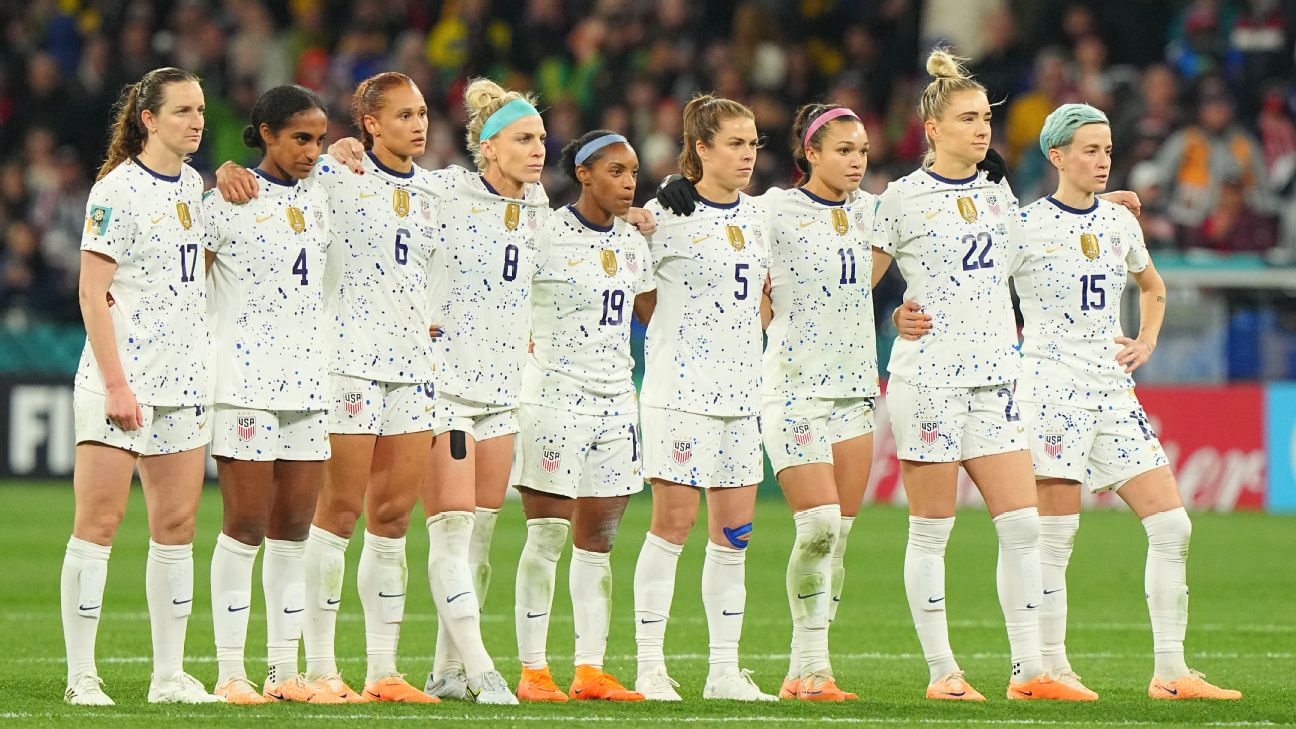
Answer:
[
  {"left": 787, "top": 505, "right": 839, "bottom": 676},
  {"left": 570, "top": 547, "right": 613, "bottom": 668},
  {"left": 357, "top": 530, "right": 407, "bottom": 683},
  {"left": 146, "top": 540, "right": 194, "bottom": 680},
  {"left": 994, "top": 507, "right": 1044, "bottom": 682},
  {"left": 263, "top": 538, "right": 306, "bottom": 685},
  {"left": 435, "top": 506, "right": 499, "bottom": 678},
  {"left": 516, "top": 518, "right": 569, "bottom": 670},
  {"left": 1039, "top": 514, "right": 1079, "bottom": 674},
  {"left": 211, "top": 532, "right": 260, "bottom": 684},
  {"left": 904, "top": 516, "right": 959, "bottom": 682},
  {"left": 1144, "top": 507, "right": 1191, "bottom": 679},
  {"left": 702, "top": 541, "right": 747, "bottom": 679},
  {"left": 830, "top": 515, "right": 855, "bottom": 623},
  {"left": 303, "top": 525, "right": 348, "bottom": 679},
  {"left": 61, "top": 536, "right": 110, "bottom": 683},
  {"left": 427, "top": 512, "right": 495, "bottom": 676},
  {"left": 633, "top": 532, "right": 682, "bottom": 676}
]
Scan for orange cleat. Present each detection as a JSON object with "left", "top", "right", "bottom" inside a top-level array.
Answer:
[
  {"left": 1149, "top": 670, "right": 1241, "bottom": 700},
  {"left": 516, "top": 666, "right": 568, "bottom": 702},
  {"left": 1008, "top": 672, "right": 1099, "bottom": 701},
  {"left": 264, "top": 675, "right": 347, "bottom": 704},
  {"left": 363, "top": 674, "right": 440, "bottom": 703},
  {"left": 215, "top": 676, "right": 268, "bottom": 705},
  {"left": 569, "top": 665, "right": 644, "bottom": 701},
  {"left": 778, "top": 677, "right": 800, "bottom": 699},
  {"left": 926, "top": 671, "right": 986, "bottom": 701},
  {"left": 310, "top": 673, "right": 369, "bottom": 703},
  {"left": 796, "top": 671, "right": 852, "bottom": 702}
]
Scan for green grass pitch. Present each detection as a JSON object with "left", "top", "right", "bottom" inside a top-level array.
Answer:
[{"left": 1, "top": 481, "right": 1293, "bottom": 727}]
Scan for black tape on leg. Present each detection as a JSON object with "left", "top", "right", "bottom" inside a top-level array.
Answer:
[{"left": 450, "top": 430, "right": 467, "bottom": 460}]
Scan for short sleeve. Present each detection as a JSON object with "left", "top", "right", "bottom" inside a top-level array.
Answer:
[
  {"left": 999, "top": 178, "right": 1020, "bottom": 213},
  {"left": 869, "top": 185, "right": 904, "bottom": 255},
  {"left": 633, "top": 233, "right": 656, "bottom": 294},
  {"left": 200, "top": 190, "right": 227, "bottom": 253},
  {"left": 80, "top": 181, "right": 135, "bottom": 261},
  {"left": 1006, "top": 213, "right": 1032, "bottom": 275},
  {"left": 1123, "top": 210, "right": 1150, "bottom": 273}
]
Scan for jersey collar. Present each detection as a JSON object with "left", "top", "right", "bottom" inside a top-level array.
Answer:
[
  {"left": 366, "top": 151, "right": 415, "bottom": 179},
  {"left": 924, "top": 168, "right": 979, "bottom": 185},
  {"left": 566, "top": 204, "right": 614, "bottom": 233},
  {"left": 131, "top": 156, "right": 181, "bottom": 183},
  {"left": 797, "top": 187, "right": 845, "bottom": 207},
  {"left": 1046, "top": 195, "right": 1099, "bottom": 215},
  {"left": 253, "top": 168, "right": 297, "bottom": 187}
]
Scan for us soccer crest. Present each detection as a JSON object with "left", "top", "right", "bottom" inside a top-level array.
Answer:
[
  {"left": 1043, "top": 433, "right": 1064, "bottom": 459},
  {"left": 313, "top": 208, "right": 326, "bottom": 230},
  {"left": 236, "top": 415, "right": 257, "bottom": 442},
  {"left": 792, "top": 419, "right": 813, "bottom": 446},
  {"left": 956, "top": 196, "right": 978, "bottom": 222},
  {"left": 504, "top": 202, "right": 521, "bottom": 231},
  {"left": 176, "top": 201, "right": 193, "bottom": 230},
  {"left": 286, "top": 206, "right": 306, "bottom": 233},
  {"left": 420, "top": 194, "right": 433, "bottom": 221},
  {"left": 1080, "top": 233, "right": 1101, "bottom": 260},
  {"left": 343, "top": 391, "right": 364, "bottom": 417},
  {"left": 1110, "top": 233, "right": 1123, "bottom": 258},
  {"left": 86, "top": 205, "right": 112, "bottom": 236},
  {"left": 625, "top": 251, "right": 640, "bottom": 274},
  {"left": 600, "top": 249, "right": 618, "bottom": 276},
  {"left": 725, "top": 225, "right": 746, "bottom": 251},
  {"left": 986, "top": 192, "right": 1002, "bottom": 217},
  {"left": 540, "top": 448, "right": 561, "bottom": 474},
  {"left": 526, "top": 207, "right": 539, "bottom": 231},
  {"left": 919, "top": 421, "right": 940, "bottom": 445},
  {"left": 672, "top": 439, "right": 693, "bottom": 465},
  {"left": 831, "top": 208, "right": 849, "bottom": 235},
  {"left": 392, "top": 188, "right": 411, "bottom": 217}
]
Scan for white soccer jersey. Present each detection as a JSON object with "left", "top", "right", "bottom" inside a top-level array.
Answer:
[
  {"left": 427, "top": 166, "right": 550, "bottom": 407},
  {"left": 75, "top": 158, "right": 208, "bottom": 406},
  {"left": 521, "top": 205, "right": 654, "bottom": 415},
  {"left": 758, "top": 186, "right": 880, "bottom": 399},
  {"left": 316, "top": 152, "right": 440, "bottom": 384},
  {"left": 1012, "top": 196, "right": 1150, "bottom": 409},
  {"left": 870, "top": 168, "right": 1022, "bottom": 387},
  {"left": 641, "top": 195, "right": 771, "bottom": 417},
  {"left": 203, "top": 169, "right": 331, "bottom": 410}
]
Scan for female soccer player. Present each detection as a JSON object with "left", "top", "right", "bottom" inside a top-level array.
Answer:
[
  {"left": 203, "top": 85, "right": 342, "bottom": 704},
  {"left": 868, "top": 49, "right": 1090, "bottom": 702},
  {"left": 1010, "top": 103, "right": 1239, "bottom": 700},
  {"left": 631, "top": 94, "right": 776, "bottom": 703},
  {"left": 62, "top": 67, "right": 218, "bottom": 705},
  {"left": 508, "top": 130, "right": 652, "bottom": 703},
  {"left": 656, "top": 103, "right": 880, "bottom": 702}
]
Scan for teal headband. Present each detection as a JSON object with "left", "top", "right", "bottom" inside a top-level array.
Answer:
[{"left": 480, "top": 98, "right": 540, "bottom": 142}]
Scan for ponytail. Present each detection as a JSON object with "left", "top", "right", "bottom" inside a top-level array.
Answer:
[{"left": 98, "top": 67, "right": 200, "bottom": 181}]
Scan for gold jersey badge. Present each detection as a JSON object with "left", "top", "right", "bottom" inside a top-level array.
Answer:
[
  {"left": 956, "top": 196, "right": 978, "bottom": 222},
  {"left": 1080, "top": 233, "right": 1101, "bottom": 260},
  {"left": 504, "top": 202, "right": 520, "bottom": 231},
  {"left": 726, "top": 225, "right": 745, "bottom": 250},
  {"left": 286, "top": 206, "right": 306, "bottom": 234},
  {"left": 392, "top": 188, "right": 410, "bottom": 217},
  {"left": 176, "top": 202, "right": 193, "bottom": 230},
  {"left": 831, "top": 207, "right": 849, "bottom": 235},
  {"left": 600, "top": 249, "right": 618, "bottom": 276}
]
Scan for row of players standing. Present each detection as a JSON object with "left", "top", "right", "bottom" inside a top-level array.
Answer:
[{"left": 59, "top": 45, "right": 1239, "bottom": 708}]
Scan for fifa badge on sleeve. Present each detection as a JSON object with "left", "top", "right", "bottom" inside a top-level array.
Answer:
[{"left": 86, "top": 205, "right": 112, "bottom": 236}]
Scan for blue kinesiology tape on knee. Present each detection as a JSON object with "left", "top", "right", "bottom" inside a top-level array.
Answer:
[
  {"left": 723, "top": 522, "right": 753, "bottom": 549},
  {"left": 451, "top": 430, "right": 467, "bottom": 460}
]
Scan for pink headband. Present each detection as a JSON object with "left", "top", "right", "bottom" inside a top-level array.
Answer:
[{"left": 803, "top": 107, "right": 860, "bottom": 148}]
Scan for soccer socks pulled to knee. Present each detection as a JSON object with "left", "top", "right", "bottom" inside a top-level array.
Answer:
[
  {"left": 303, "top": 525, "right": 348, "bottom": 679},
  {"left": 904, "top": 516, "right": 959, "bottom": 682},
  {"left": 830, "top": 515, "right": 855, "bottom": 623},
  {"left": 263, "top": 538, "right": 306, "bottom": 684},
  {"left": 61, "top": 536, "right": 110, "bottom": 683},
  {"left": 1039, "top": 514, "right": 1079, "bottom": 674},
  {"left": 427, "top": 512, "right": 495, "bottom": 676},
  {"left": 787, "top": 505, "right": 839, "bottom": 676},
  {"left": 357, "top": 531, "right": 408, "bottom": 683},
  {"left": 1144, "top": 507, "right": 1191, "bottom": 679},
  {"left": 146, "top": 541, "right": 194, "bottom": 680},
  {"left": 633, "top": 532, "right": 682, "bottom": 675},
  {"left": 570, "top": 547, "right": 613, "bottom": 668},
  {"left": 702, "top": 541, "right": 747, "bottom": 678},
  {"left": 993, "top": 507, "right": 1044, "bottom": 682},
  {"left": 211, "top": 533, "right": 260, "bottom": 683},
  {"left": 434, "top": 507, "right": 499, "bottom": 678},
  {"left": 515, "top": 518, "right": 569, "bottom": 670}
]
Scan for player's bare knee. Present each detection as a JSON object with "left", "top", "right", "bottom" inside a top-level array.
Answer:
[
  {"left": 223, "top": 519, "right": 267, "bottom": 547},
  {"left": 76, "top": 506, "right": 125, "bottom": 544},
  {"left": 366, "top": 501, "right": 411, "bottom": 537},
  {"left": 267, "top": 512, "right": 314, "bottom": 542},
  {"left": 151, "top": 514, "right": 197, "bottom": 544}
]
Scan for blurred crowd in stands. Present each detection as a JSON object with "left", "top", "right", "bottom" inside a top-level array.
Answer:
[{"left": 1, "top": 0, "right": 1295, "bottom": 327}]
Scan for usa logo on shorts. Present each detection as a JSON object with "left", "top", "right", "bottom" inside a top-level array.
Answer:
[
  {"left": 672, "top": 440, "right": 693, "bottom": 465},
  {"left": 1043, "top": 433, "right": 1064, "bottom": 459},
  {"left": 344, "top": 392, "right": 364, "bottom": 417},
  {"left": 919, "top": 421, "right": 940, "bottom": 445},
  {"left": 792, "top": 419, "right": 813, "bottom": 446},
  {"left": 541, "top": 448, "right": 561, "bottom": 474},
  {"left": 236, "top": 415, "right": 257, "bottom": 442}
]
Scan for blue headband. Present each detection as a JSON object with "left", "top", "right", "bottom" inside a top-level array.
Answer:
[
  {"left": 480, "top": 98, "right": 540, "bottom": 142},
  {"left": 574, "top": 133, "right": 628, "bottom": 166}
]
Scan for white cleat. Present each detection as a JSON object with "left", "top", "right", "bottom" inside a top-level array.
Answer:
[
  {"left": 703, "top": 668, "right": 778, "bottom": 702},
  {"left": 635, "top": 666, "right": 683, "bottom": 701},
  {"left": 65, "top": 673, "right": 114, "bottom": 705},
  {"left": 466, "top": 669, "right": 519, "bottom": 705},
  {"left": 148, "top": 671, "right": 224, "bottom": 704},
  {"left": 426, "top": 669, "right": 470, "bottom": 700}
]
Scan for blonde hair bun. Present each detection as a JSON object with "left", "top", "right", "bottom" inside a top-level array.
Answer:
[
  {"left": 926, "top": 49, "right": 969, "bottom": 80},
  {"left": 464, "top": 77, "right": 507, "bottom": 116}
]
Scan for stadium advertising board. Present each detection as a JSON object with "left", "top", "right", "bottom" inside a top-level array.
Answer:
[{"left": 1265, "top": 383, "right": 1296, "bottom": 513}]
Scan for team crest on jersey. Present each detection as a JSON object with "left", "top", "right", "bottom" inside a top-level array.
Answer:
[
  {"left": 540, "top": 448, "right": 561, "bottom": 474},
  {"left": 830, "top": 208, "right": 850, "bottom": 235},
  {"left": 600, "top": 249, "right": 618, "bottom": 276},
  {"left": 725, "top": 225, "right": 745, "bottom": 251},
  {"left": 393, "top": 188, "right": 411, "bottom": 218},
  {"left": 625, "top": 251, "right": 640, "bottom": 274},
  {"left": 313, "top": 208, "right": 326, "bottom": 230},
  {"left": 956, "top": 197, "right": 978, "bottom": 222},
  {"left": 419, "top": 194, "right": 433, "bottom": 221},
  {"left": 176, "top": 202, "right": 193, "bottom": 230},
  {"left": 985, "top": 193, "right": 1002, "bottom": 217},
  {"left": 526, "top": 207, "right": 539, "bottom": 231},
  {"left": 1080, "top": 233, "right": 1101, "bottom": 260},
  {"left": 672, "top": 440, "right": 693, "bottom": 465},
  {"left": 1043, "top": 433, "right": 1064, "bottom": 459},
  {"left": 1110, "top": 234, "right": 1123, "bottom": 258},
  {"left": 504, "top": 202, "right": 520, "bottom": 231},
  {"left": 792, "top": 419, "right": 813, "bottom": 446},
  {"left": 236, "top": 415, "right": 257, "bottom": 442},
  {"left": 343, "top": 391, "right": 364, "bottom": 417},
  {"left": 86, "top": 205, "right": 112, "bottom": 236},
  {"left": 919, "top": 421, "right": 940, "bottom": 445},
  {"left": 286, "top": 206, "right": 306, "bottom": 234}
]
